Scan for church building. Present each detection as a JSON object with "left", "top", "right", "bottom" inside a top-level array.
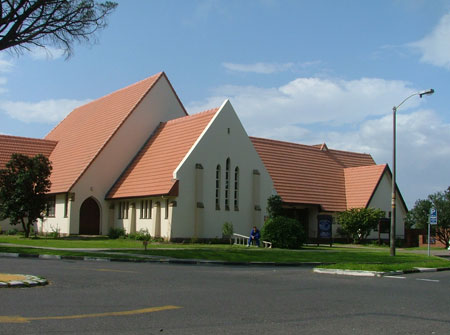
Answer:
[{"left": 0, "top": 72, "right": 407, "bottom": 241}]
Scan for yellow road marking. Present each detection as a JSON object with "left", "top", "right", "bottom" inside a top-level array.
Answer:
[{"left": 0, "top": 305, "right": 181, "bottom": 323}]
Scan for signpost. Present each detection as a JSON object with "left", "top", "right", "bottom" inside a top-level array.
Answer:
[{"left": 428, "top": 207, "right": 438, "bottom": 256}]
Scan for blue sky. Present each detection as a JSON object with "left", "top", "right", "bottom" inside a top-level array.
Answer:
[{"left": 0, "top": 0, "right": 449, "bottom": 207}]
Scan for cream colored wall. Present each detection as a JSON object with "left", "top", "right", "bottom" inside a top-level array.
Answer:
[
  {"left": 1, "top": 194, "right": 70, "bottom": 234},
  {"left": 112, "top": 197, "right": 173, "bottom": 239},
  {"left": 64, "top": 76, "right": 186, "bottom": 235},
  {"left": 171, "top": 100, "right": 274, "bottom": 239},
  {"left": 367, "top": 171, "right": 406, "bottom": 239},
  {"left": 40, "top": 194, "right": 71, "bottom": 235}
]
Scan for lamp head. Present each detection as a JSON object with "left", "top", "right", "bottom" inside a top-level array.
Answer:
[{"left": 419, "top": 88, "right": 434, "bottom": 98}]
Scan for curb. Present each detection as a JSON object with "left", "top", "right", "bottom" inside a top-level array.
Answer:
[
  {"left": 0, "top": 251, "right": 326, "bottom": 267},
  {"left": 0, "top": 274, "right": 48, "bottom": 288},
  {"left": 314, "top": 266, "right": 450, "bottom": 277},
  {"left": 2, "top": 252, "right": 450, "bottom": 274}
]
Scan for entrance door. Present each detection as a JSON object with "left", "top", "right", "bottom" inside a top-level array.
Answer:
[{"left": 79, "top": 197, "right": 100, "bottom": 235}]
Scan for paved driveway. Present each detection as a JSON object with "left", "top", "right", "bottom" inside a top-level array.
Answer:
[{"left": 0, "top": 257, "right": 449, "bottom": 334}]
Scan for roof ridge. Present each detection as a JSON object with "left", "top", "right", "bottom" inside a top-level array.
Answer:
[
  {"left": 0, "top": 134, "right": 58, "bottom": 144},
  {"left": 165, "top": 107, "right": 219, "bottom": 125},
  {"left": 45, "top": 72, "right": 163, "bottom": 138},
  {"left": 344, "top": 163, "right": 386, "bottom": 171},
  {"left": 250, "top": 136, "right": 321, "bottom": 151}
]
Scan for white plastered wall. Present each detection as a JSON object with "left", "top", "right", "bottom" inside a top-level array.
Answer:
[
  {"left": 367, "top": 171, "right": 406, "bottom": 239},
  {"left": 40, "top": 193, "right": 71, "bottom": 234},
  {"left": 171, "top": 100, "right": 274, "bottom": 239},
  {"left": 113, "top": 197, "right": 173, "bottom": 239},
  {"left": 57, "top": 76, "right": 186, "bottom": 235}
]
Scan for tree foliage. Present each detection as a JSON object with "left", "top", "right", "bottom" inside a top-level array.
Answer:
[
  {"left": 267, "top": 194, "right": 284, "bottom": 218},
  {"left": 263, "top": 195, "right": 305, "bottom": 249},
  {"left": 0, "top": 153, "right": 52, "bottom": 237},
  {"left": 337, "top": 207, "right": 385, "bottom": 244},
  {"left": 262, "top": 216, "right": 305, "bottom": 249},
  {"left": 0, "top": 0, "right": 118, "bottom": 58},
  {"left": 406, "top": 187, "right": 450, "bottom": 248}
]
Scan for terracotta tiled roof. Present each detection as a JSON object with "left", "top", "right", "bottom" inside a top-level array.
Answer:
[
  {"left": 107, "top": 108, "right": 218, "bottom": 199},
  {"left": 344, "top": 165, "right": 387, "bottom": 208},
  {"left": 0, "top": 134, "right": 57, "bottom": 170},
  {"left": 45, "top": 72, "right": 177, "bottom": 193},
  {"left": 250, "top": 137, "right": 378, "bottom": 212}
]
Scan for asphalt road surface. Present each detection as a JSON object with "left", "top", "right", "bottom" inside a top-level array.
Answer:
[{"left": 1, "top": 257, "right": 449, "bottom": 334}]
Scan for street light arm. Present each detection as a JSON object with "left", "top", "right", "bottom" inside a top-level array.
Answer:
[{"left": 395, "top": 89, "right": 435, "bottom": 110}]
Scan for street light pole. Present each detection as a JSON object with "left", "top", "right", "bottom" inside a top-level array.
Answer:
[{"left": 390, "top": 89, "right": 434, "bottom": 257}]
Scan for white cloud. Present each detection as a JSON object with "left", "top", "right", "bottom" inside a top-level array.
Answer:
[
  {"left": 28, "top": 46, "right": 65, "bottom": 60},
  {"left": 309, "top": 110, "right": 450, "bottom": 206},
  {"left": 187, "top": 76, "right": 447, "bottom": 206},
  {"left": 0, "top": 55, "right": 14, "bottom": 72},
  {"left": 222, "top": 61, "right": 322, "bottom": 74},
  {"left": 188, "top": 77, "right": 420, "bottom": 130},
  {"left": 410, "top": 13, "right": 450, "bottom": 69},
  {"left": 0, "top": 99, "right": 91, "bottom": 123},
  {"left": 222, "top": 62, "right": 295, "bottom": 74}
]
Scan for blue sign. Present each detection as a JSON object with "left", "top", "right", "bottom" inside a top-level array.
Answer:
[{"left": 429, "top": 207, "right": 437, "bottom": 225}]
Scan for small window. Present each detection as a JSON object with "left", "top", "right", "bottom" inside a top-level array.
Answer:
[
  {"left": 225, "top": 158, "right": 230, "bottom": 211},
  {"left": 118, "top": 201, "right": 129, "bottom": 219},
  {"left": 45, "top": 195, "right": 56, "bottom": 217},
  {"left": 234, "top": 166, "right": 239, "bottom": 211},
  {"left": 215, "top": 165, "right": 221, "bottom": 210},
  {"left": 165, "top": 199, "right": 169, "bottom": 219},
  {"left": 140, "top": 200, "right": 152, "bottom": 219}
]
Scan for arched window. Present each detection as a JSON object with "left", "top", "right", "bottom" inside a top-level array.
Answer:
[
  {"left": 215, "top": 165, "right": 221, "bottom": 210},
  {"left": 225, "top": 158, "right": 230, "bottom": 210},
  {"left": 234, "top": 167, "right": 239, "bottom": 210}
]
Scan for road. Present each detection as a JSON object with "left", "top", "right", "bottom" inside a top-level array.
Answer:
[{"left": 0, "top": 257, "right": 449, "bottom": 334}]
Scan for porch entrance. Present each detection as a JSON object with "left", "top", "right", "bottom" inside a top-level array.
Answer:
[
  {"left": 284, "top": 207, "right": 309, "bottom": 238},
  {"left": 79, "top": 197, "right": 100, "bottom": 235}
]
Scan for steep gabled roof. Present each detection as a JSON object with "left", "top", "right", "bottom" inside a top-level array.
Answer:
[
  {"left": 45, "top": 72, "right": 183, "bottom": 194},
  {"left": 344, "top": 164, "right": 387, "bottom": 208},
  {"left": 0, "top": 134, "right": 57, "bottom": 169},
  {"left": 250, "top": 137, "right": 377, "bottom": 212},
  {"left": 107, "top": 108, "right": 218, "bottom": 199}
]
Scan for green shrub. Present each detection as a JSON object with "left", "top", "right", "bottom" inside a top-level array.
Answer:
[
  {"left": 108, "top": 227, "right": 126, "bottom": 239},
  {"left": 134, "top": 228, "right": 151, "bottom": 241},
  {"left": 222, "top": 222, "right": 234, "bottom": 244},
  {"left": 7, "top": 228, "right": 18, "bottom": 235},
  {"left": 262, "top": 216, "right": 305, "bottom": 249}
]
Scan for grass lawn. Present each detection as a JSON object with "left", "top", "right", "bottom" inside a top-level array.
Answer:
[{"left": 0, "top": 235, "right": 449, "bottom": 272}]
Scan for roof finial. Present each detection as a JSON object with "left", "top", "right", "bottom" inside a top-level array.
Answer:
[{"left": 320, "top": 143, "right": 328, "bottom": 151}]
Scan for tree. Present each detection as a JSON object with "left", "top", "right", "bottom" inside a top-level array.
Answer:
[
  {"left": 407, "top": 187, "right": 450, "bottom": 248},
  {"left": 267, "top": 194, "right": 284, "bottom": 218},
  {"left": 0, "top": 0, "right": 118, "bottom": 58},
  {"left": 405, "top": 198, "right": 432, "bottom": 229},
  {"left": 0, "top": 153, "right": 52, "bottom": 237},
  {"left": 337, "top": 207, "right": 384, "bottom": 244}
]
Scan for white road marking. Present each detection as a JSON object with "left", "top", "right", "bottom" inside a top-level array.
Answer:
[
  {"left": 384, "top": 276, "right": 406, "bottom": 279},
  {"left": 416, "top": 278, "right": 439, "bottom": 282}
]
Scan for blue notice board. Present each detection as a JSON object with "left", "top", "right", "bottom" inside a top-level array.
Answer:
[{"left": 317, "top": 215, "right": 333, "bottom": 239}]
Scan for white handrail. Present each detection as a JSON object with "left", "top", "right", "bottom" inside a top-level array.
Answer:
[{"left": 233, "top": 233, "right": 272, "bottom": 248}]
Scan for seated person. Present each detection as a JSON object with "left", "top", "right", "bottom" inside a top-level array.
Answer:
[{"left": 247, "top": 226, "right": 260, "bottom": 247}]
